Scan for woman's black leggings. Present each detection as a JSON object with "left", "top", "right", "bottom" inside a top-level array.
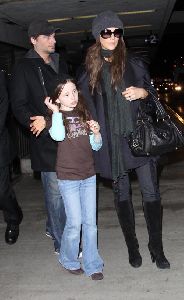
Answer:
[{"left": 117, "top": 160, "right": 161, "bottom": 203}]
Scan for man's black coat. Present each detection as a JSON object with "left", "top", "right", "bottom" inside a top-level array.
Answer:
[
  {"left": 0, "top": 70, "right": 15, "bottom": 168},
  {"left": 9, "top": 49, "right": 68, "bottom": 171}
]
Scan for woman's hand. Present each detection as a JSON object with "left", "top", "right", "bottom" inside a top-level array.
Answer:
[
  {"left": 87, "top": 120, "right": 100, "bottom": 134},
  {"left": 122, "top": 86, "right": 148, "bottom": 101},
  {"left": 44, "top": 97, "right": 59, "bottom": 112},
  {"left": 30, "top": 116, "right": 46, "bottom": 137}
]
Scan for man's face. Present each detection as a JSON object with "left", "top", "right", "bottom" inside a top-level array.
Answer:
[{"left": 31, "top": 33, "right": 56, "bottom": 55}]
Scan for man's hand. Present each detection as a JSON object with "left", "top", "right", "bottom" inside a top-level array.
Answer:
[{"left": 30, "top": 116, "right": 46, "bottom": 137}]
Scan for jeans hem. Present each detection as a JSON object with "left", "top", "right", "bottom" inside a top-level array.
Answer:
[
  {"left": 59, "top": 259, "right": 80, "bottom": 271},
  {"left": 86, "top": 268, "right": 104, "bottom": 277}
]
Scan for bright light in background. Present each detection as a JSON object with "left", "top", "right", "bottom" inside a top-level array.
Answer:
[
  {"left": 178, "top": 106, "right": 183, "bottom": 113},
  {"left": 175, "top": 85, "right": 182, "bottom": 91}
]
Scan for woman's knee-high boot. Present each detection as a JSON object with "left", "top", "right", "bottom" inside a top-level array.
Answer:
[
  {"left": 144, "top": 201, "right": 170, "bottom": 269},
  {"left": 114, "top": 193, "right": 142, "bottom": 268}
]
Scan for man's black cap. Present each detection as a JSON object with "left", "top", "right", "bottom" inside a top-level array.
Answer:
[{"left": 28, "top": 20, "right": 60, "bottom": 38}]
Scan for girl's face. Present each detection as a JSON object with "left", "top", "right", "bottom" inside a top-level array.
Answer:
[
  {"left": 99, "top": 27, "right": 120, "bottom": 51},
  {"left": 58, "top": 81, "right": 78, "bottom": 111}
]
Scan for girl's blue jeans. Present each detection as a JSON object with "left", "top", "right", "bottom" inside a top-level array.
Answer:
[{"left": 57, "top": 175, "right": 104, "bottom": 276}]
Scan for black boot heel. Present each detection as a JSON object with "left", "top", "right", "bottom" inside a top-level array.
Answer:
[
  {"left": 150, "top": 251, "right": 156, "bottom": 263},
  {"left": 149, "top": 247, "right": 170, "bottom": 268}
]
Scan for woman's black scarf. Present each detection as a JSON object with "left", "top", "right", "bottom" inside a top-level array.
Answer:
[{"left": 101, "top": 49, "right": 133, "bottom": 180}]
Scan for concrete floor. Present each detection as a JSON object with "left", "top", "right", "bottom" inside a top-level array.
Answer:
[{"left": 0, "top": 155, "right": 184, "bottom": 300}]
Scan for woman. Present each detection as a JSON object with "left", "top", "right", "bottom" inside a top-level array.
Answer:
[{"left": 78, "top": 10, "right": 170, "bottom": 269}]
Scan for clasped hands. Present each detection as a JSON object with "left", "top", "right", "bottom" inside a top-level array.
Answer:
[
  {"left": 30, "top": 97, "right": 60, "bottom": 137},
  {"left": 30, "top": 115, "right": 46, "bottom": 137}
]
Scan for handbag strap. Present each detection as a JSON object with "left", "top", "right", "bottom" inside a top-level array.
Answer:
[
  {"left": 129, "top": 59, "right": 167, "bottom": 118},
  {"left": 146, "top": 88, "right": 168, "bottom": 118},
  {"left": 147, "top": 86, "right": 184, "bottom": 138},
  {"left": 136, "top": 101, "right": 153, "bottom": 124}
]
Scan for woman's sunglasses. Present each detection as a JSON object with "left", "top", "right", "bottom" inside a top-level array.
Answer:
[{"left": 100, "top": 28, "right": 124, "bottom": 39}]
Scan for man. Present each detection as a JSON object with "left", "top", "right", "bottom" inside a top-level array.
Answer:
[
  {"left": 0, "top": 69, "right": 23, "bottom": 244},
  {"left": 9, "top": 20, "right": 67, "bottom": 253}
]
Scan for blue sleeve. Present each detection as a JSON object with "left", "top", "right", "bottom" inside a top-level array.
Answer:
[
  {"left": 89, "top": 133, "right": 102, "bottom": 151},
  {"left": 49, "top": 112, "right": 65, "bottom": 141}
]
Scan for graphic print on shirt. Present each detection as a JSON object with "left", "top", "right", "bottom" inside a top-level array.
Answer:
[{"left": 66, "top": 116, "right": 88, "bottom": 139}]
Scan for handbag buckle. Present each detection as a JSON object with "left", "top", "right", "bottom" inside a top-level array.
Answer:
[{"left": 132, "top": 140, "right": 139, "bottom": 147}]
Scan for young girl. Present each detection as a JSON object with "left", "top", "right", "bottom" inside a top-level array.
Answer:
[{"left": 44, "top": 77, "right": 104, "bottom": 280}]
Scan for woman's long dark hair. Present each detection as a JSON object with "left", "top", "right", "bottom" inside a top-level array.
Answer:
[
  {"left": 85, "top": 38, "right": 126, "bottom": 93},
  {"left": 51, "top": 78, "right": 90, "bottom": 132}
]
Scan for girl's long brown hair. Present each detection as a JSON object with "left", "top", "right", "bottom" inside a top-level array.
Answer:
[
  {"left": 85, "top": 38, "right": 126, "bottom": 93},
  {"left": 51, "top": 79, "right": 90, "bottom": 132}
]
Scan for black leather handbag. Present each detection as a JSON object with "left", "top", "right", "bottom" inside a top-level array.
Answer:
[{"left": 128, "top": 93, "right": 184, "bottom": 156}]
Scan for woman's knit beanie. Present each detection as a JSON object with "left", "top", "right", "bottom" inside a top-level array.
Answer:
[{"left": 92, "top": 10, "right": 124, "bottom": 39}]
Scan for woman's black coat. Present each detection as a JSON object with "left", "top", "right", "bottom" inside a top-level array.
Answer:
[{"left": 78, "top": 55, "right": 157, "bottom": 180}]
